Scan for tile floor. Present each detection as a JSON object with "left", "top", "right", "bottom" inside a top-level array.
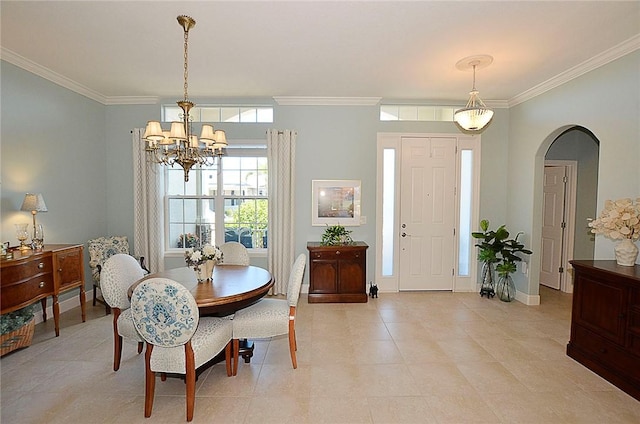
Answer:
[{"left": 1, "top": 286, "right": 639, "bottom": 423}]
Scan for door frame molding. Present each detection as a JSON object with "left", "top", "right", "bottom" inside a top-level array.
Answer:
[
  {"left": 375, "top": 132, "right": 480, "bottom": 293},
  {"left": 544, "top": 160, "right": 578, "bottom": 293}
]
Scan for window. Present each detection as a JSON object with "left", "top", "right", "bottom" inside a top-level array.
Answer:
[
  {"left": 380, "top": 105, "right": 455, "bottom": 122},
  {"left": 163, "top": 105, "right": 273, "bottom": 123},
  {"left": 165, "top": 144, "right": 268, "bottom": 252}
]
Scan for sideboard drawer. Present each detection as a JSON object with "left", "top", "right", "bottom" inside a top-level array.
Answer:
[
  {"left": 309, "top": 249, "right": 364, "bottom": 261},
  {"left": 1, "top": 257, "right": 53, "bottom": 284},
  {"left": 0, "top": 273, "right": 54, "bottom": 311},
  {"left": 573, "top": 325, "right": 638, "bottom": 379}
]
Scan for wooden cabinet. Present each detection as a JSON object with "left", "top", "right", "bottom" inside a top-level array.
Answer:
[
  {"left": 567, "top": 260, "right": 640, "bottom": 401},
  {"left": 1, "top": 244, "right": 85, "bottom": 337},
  {"left": 307, "top": 242, "right": 368, "bottom": 303}
]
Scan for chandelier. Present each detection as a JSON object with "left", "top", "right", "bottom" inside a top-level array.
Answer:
[
  {"left": 143, "top": 15, "right": 227, "bottom": 182},
  {"left": 453, "top": 55, "right": 494, "bottom": 133}
]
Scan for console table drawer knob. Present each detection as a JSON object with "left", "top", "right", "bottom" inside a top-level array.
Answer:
[
  {"left": 39, "top": 281, "right": 46, "bottom": 288},
  {"left": 38, "top": 262, "right": 45, "bottom": 269},
  {"left": 336, "top": 251, "right": 341, "bottom": 255}
]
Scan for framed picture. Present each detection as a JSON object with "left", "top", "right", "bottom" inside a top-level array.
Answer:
[{"left": 311, "top": 180, "right": 361, "bottom": 226}]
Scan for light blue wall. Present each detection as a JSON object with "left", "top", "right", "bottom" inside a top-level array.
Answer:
[
  {"left": 508, "top": 50, "right": 640, "bottom": 297},
  {"left": 1, "top": 60, "right": 107, "bottom": 297},
  {"left": 3, "top": 50, "right": 636, "bottom": 301}
]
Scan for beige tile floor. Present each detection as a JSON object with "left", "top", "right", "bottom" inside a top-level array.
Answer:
[{"left": 2, "top": 286, "right": 639, "bottom": 423}]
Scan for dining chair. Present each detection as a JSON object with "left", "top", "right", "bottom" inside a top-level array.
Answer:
[
  {"left": 88, "top": 235, "right": 149, "bottom": 314},
  {"left": 130, "top": 277, "right": 233, "bottom": 422},
  {"left": 231, "top": 253, "right": 306, "bottom": 375},
  {"left": 100, "top": 254, "right": 146, "bottom": 371},
  {"left": 219, "top": 241, "right": 250, "bottom": 266}
]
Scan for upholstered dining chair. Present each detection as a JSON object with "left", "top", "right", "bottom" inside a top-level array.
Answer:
[
  {"left": 231, "top": 253, "right": 307, "bottom": 375},
  {"left": 100, "top": 254, "right": 146, "bottom": 371},
  {"left": 219, "top": 241, "right": 250, "bottom": 266},
  {"left": 130, "top": 278, "right": 233, "bottom": 422},
  {"left": 88, "top": 236, "right": 149, "bottom": 314}
]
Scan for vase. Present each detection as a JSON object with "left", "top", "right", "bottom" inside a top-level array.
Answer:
[
  {"left": 479, "top": 261, "right": 496, "bottom": 298},
  {"left": 194, "top": 265, "right": 208, "bottom": 283},
  {"left": 614, "top": 239, "right": 639, "bottom": 266},
  {"left": 204, "top": 260, "right": 216, "bottom": 281},
  {"left": 496, "top": 274, "right": 516, "bottom": 302}
]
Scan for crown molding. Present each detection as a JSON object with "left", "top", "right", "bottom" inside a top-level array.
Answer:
[
  {"left": 104, "top": 96, "right": 159, "bottom": 106},
  {"left": 1, "top": 47, "right": 108, "bottom": 104},
  {"left": 509, "top": 34, "right": 640, "bottom": 107},
  {"left": 273, "top": 96, "right": 382, "bottom": 106}
]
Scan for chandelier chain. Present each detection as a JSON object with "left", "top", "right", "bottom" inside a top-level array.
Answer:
[{"left": 183, "top": 25, "right": 189, "bottom": 101}]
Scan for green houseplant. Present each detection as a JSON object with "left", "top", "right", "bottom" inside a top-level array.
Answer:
[
  {"left": 472, "top": 220, "right": 532, "bottom": 301},
  {"left": 321, "top": 224, "right": 354, "bottom": 246}
]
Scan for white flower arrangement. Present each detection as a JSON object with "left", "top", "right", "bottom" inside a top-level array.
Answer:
[
  {"left": 588, "top": 198, "right": 640, "bottom": 242},
  {"left": 185, "top": 243, "right": 223, "bottom": 270}
]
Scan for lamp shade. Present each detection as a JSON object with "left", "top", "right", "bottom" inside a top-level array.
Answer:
[
  {"left": 21, "top": 193, "right": 48, "bottom": 213},
  {"left": 454, "top": 107, "right": 494, "bottom": 132},
  {"left": 143, "top": 121, "right": 165, "bottom": 142},
  {"left": 169, "top": 121, "right": 187, "bottom": 141}
]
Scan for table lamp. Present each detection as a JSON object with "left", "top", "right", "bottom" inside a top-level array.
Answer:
[{"left": 21, "top": 193, "right": 48, "bottom": 241}]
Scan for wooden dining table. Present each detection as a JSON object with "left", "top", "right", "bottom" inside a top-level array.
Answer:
[{"left": 129, "top": 264, "right": 274, "bottom": 363}]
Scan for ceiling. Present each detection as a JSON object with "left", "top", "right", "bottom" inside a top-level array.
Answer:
[{"left": 1, "top": 1, "right": 638, "bottom": 106}]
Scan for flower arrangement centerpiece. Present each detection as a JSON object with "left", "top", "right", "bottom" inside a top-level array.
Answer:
[
  {"left": 588, "top": 197, "right": 640, "bottom": 266},
  {"left": 185, "top": 243, "right": 223, "bottom": 282}
]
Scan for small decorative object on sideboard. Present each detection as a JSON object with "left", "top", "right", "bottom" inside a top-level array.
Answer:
[{"left": 588, "top": 197, "right": 639, "bottom": 266}]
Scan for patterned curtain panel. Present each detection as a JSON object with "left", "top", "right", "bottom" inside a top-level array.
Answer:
[
  {"left": 267, "top": 129, "right": 297, "bottom": 294},
  {"left": 132, "top": 129, "right": 165, "bottom": 272}
]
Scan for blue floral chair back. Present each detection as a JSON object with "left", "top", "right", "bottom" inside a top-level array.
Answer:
[{"left": 130, "top": 278, "right": 199, "bottom": 348}]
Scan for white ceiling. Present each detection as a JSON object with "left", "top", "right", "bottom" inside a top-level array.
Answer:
[{"left": 1, "top": 1, "right": 638, "bottom": 106}]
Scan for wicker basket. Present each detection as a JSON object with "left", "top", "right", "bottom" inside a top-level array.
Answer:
[{"left": 0, "top": 317, "right": 35, "bottom": 356}]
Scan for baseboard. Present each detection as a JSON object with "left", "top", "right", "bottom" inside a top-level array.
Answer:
[
  {"left": 515, "top": 290, "right": 540, "bottom": 305},
  {"left": 33, "top": 290, "right": 93, "bottom": 325}
]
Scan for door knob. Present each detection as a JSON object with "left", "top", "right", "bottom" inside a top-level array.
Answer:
[{"left": 401, "top": 232, "right": 407, "bottom": 237}]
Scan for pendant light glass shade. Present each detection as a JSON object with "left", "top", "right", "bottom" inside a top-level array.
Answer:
[{"left": 454, "top": 55, "right": 494, "bottom": 133}]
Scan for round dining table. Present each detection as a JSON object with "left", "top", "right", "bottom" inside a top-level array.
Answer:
[
  {"left": 129, "top": 264, "right": 274, "bottom": 316},
  {"left": 129, "top": 264, "right": 274, "bottom": 363}
]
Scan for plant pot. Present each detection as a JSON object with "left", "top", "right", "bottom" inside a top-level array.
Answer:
[
  {"left": 614, "top": 239, "right": 638, "bottom": 266},
  {"left": 479, "top": 261, "right": 495, "bottom": 298},
  {"left": 496, "top": 274, "right": 516, "bottom": 302}
]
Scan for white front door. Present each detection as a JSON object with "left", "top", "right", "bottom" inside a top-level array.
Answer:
[
  {"left": 540, "top": 166, "right": 566, "bottom": 289},
  {"left": 399, "top": 136, "right": 456, "bottom": 290}
]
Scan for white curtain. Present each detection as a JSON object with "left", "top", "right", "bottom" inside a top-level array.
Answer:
[
  {"left": 132, "top": 128, "right": 165, "bottom": 272},
  {"left": 267, "top": 129, "right": 297, "bottom": 294}
]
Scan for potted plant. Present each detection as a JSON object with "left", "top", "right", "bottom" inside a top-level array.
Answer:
[
  {"left": 321, "top": 224, "right": 354, "bottom": 246},
  {"left": 472, "top": 219, "right": 508, "bottom": 298},
  {"left": 472, "top": 220, "right": 532, "bottom": 301},
  {"left": 495, "top": 232, "right": 532, "bottom": 302}
]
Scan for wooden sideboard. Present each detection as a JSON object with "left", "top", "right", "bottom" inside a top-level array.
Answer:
[
  {"left": 307, "top": 241, "right": 368, "bottom": 303},
  {"left": 567, "top": 260, "right": 640, "bottom": 401},
  {"left": 1, "top": 244, "right": 86, "bottom": 336}
]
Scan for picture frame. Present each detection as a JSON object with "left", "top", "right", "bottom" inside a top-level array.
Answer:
[{"left": 311, "top": 180, "right": 361, "bottom": 226}]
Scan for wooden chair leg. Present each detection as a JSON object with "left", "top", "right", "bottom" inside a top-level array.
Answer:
[
  {"left": 144, "top": 344, "right": 155, "bottom": 418},
  {"left": 289, "top": 314, "right": 298, "bottom": 369},
  {"left": 232, "top": 339, "right": 240, "bottom": 376},
  {"left": 185, "top": 342, "right": 196, "bottom": 422},
  {"left": 160, "top": 373, "right": 167, "bottom": 381},
  {"left": 93, "top": 284, "right": 97, "bottom": 306},
  {"left": 137, "top": 342, "right": 144, "bottom": 354},
  {"left": 225, "top": 341, "right": 232, "bottom": 377},
  {"left": 113, "top": 309, "right": 122, "bottom": 371}
]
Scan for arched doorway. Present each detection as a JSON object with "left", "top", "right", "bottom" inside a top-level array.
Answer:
[{"left": 539, "top": 126, "right": 599, "bottom": 295}]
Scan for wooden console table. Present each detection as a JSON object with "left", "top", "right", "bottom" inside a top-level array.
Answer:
[
  {"left": 1, "top": 244, "right": 86, "bottom": 337},
  {"left": 307, "top": 242, "right": 368, "bottom": 303},
  {"left": 567, "top": 260, "right": 640, "bottom": 401}
]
